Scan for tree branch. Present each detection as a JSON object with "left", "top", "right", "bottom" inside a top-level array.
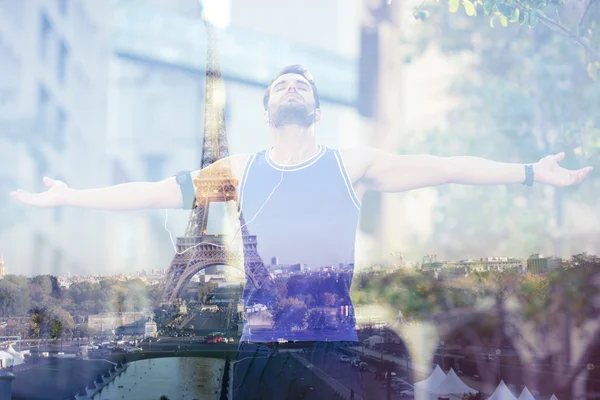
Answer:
[
  {"left": 579, "top": 0, "right": 596, "bottom": 31},
  {"left": 512, "top": 0, "right": 600, "bottom": 62},
  {"left": 536, "top": 12, "right": 600, "bottom": 62}
]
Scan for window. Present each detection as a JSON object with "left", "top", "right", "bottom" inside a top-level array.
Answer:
[
  {"left": 142, "top": 154, "right": 167, "bottom": 182},
  {"left": 1, "top": 1, "right": 25, "bottom": 27},
  {"left": 57, "top": 39, "right": 68, "bottom": 85},
  {"left": 57, "top": 0, "right": 68, "bottom": 16},
  {"left": 33, "top": 155, "right": 47, "bottom": 193},
  {"left": 55, "top": 107, "right": 67, "bottom": 151},
  {"left": 39, "top": 11, "right": 52, "bottom": 62},
  {"left": 37, "top": 84, "right": 50, "bottom": 138}
]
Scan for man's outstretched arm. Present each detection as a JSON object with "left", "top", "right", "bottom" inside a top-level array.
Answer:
[
  {"left": 10, "top": 155, "right": 248, "bottom": 210},
  {"left": 352, "top": 147, "right": 592, "bottom": 193}
]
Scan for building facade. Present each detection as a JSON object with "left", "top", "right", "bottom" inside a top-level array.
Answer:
[
  {"left": 0, "top": 0, "right": 112, "bottom": 277},
  {"left": 88, "top": 312, "right": 151, "bottom": 334},
  {"left": 526, "top": 254, "right": 563, "bottom": 274}
]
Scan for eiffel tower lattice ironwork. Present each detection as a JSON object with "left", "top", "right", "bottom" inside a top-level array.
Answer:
[{"left": 161, "top": 22, "right": 271, "bottom": 304}]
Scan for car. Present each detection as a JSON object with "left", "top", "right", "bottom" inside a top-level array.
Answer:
[
  {"left": 277, "top": 338, "right": 288, "bottom": 344},
  {"left": 391, "top": 380, "right": 413, "bottom": 393},
  {"left": 339, "top": 355, "right": 350, "bottom": 362}
]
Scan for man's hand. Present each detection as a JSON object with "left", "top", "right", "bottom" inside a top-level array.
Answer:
[
  {"left": 533, "top": 152, "right": 593, "bottom": 187},
  {"left": 10, "top": 177, "right": 70, "bottom": 207}
]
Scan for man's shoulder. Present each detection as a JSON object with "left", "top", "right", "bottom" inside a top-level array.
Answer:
[
  {"left": 228, "top": 154, "right": 253, "bottom": 177},
  {"left": 191, "top": 154, "right": 252, "bottom": 181},
  {"left": 337, "top": 146, "right": 375, "bottom": 166},
  {"left": 337, "top": 147, "right": 375, "bottom": 184}
]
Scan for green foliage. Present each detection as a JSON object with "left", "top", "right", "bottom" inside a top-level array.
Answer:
[
  {"left": 306, "top": 309, "right": 327, "bottom": 331},
  {"left": 0, "top": 275, "right": 31, "bottom": 316},
  {"left": 29, "top": 306, "right": 75, "bottom": 339},
  {"left": 428, "top": 0, "right": 600, "bottom": 76},
  {"left": 272, "top": 297, "right": 308, "bottom": 332},
  {"left": 0, "top": 274, "right": 161, "bottom": 339},
  {"left": 353, "top": 253, "right": 599, "bottom": 333},
  {"left": 405, "top": 0, "right": 600, "bottom": 258}
]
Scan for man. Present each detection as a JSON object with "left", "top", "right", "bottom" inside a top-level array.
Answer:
[{"left": 10, "top": 65, "right": 592, "bottom": 399}]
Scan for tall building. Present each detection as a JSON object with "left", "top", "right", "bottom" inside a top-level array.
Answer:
[
  {"left": 527, "top": 254, "right": 562, "bottom": 274},
  {"left": 0, "top": 1, "right": 112, "bottom": 276}
]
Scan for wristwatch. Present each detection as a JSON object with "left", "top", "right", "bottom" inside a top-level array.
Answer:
[
  {"left": 522, "top": 164, "right": 534, "bottom": 187},
  {"left": 174, "top": 170, "right": 196, "bottom": 209}
]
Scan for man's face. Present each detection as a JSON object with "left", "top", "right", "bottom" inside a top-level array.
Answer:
[{"left": 266, "top": 73, "right": 318, "bottom": 128}]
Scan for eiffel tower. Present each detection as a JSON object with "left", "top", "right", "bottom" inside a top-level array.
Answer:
[{"left": 161, "top": 21, "right": 271, "bottom": 304}]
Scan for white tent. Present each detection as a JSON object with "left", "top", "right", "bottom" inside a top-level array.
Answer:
[
  {"left": 6, "top": 345, "right": 24, "bottom": 365},
  {"left": 516, "top": 387, "right": 536, "bottom": 400},
  {"left": 431, "top": 368, "right": 478, "bottom": 398},
  {"left": 549, "top": 395, "right": 559, "bottom": 400},
  {"left": 0, "top": 351, "right": 14, "bottom": 368},
  {"left": 487, "top": 380, "right": 517, "bottom": 400},
  {"left": 415, "top": 364, "right": 447, "bottom": 390},
  {"left": 415, "top": 365, "right": 447, "bottom": 399}
]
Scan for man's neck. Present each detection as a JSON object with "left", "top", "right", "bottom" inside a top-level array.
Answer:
[{"left": 269, "top": 125, "right": 318, "bottom": 166}]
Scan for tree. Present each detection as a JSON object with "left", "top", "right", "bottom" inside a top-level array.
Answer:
[
  {"left": 0, "top": 275, "right": 30, "bottom": 316},
  {"left": 272, "top": 298, "right": 308, "bottom": 333},
  {"left": 30, "top": 275, "right": 61, "bottom": 298},
  {"left": 29, "top": 306, "right": 75, "bottom": 339},
  {"left": 323, "top": 292, "right": 337, "bottom": 307},
  {"left": 403, "top": 0, "right": 600, "bottom": 260},
  {"left": 306, "top": 309, "right": 327, "bottom": 331},
  {"left": 414, "top": 0, "right": 600, "bottom": 70}
]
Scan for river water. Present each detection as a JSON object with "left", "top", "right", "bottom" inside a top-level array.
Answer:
[{"left": 92, "top": 357, "right": 225, "bottom": 400}]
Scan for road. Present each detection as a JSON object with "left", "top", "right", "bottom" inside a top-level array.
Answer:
[
  {"left": 183, "top": 299, "right": 238, "bottom": 338},
  {"left": 187, "top": 309, "right": 230, "bottom": 337},
  {"left": 297, "top": 347, "right": 413, "bottom": 399}
]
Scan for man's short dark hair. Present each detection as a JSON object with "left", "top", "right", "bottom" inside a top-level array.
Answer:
[{"left": 263, "top": 64, "right": 321, "bottom": 110}]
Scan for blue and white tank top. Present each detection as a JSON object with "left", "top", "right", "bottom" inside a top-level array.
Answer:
[{"left": 239, "top": 145, "right": 361, "bottom": 342}]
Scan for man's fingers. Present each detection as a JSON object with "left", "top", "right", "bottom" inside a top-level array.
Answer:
[
  {"left": 43, "top": 177, "right": 54, "bottom": 187},
  {"left": 11, "top": 190, "right": 43, "bottom": 205},
  {"left": 567, "top": 166, "right": 593, "bottom": 185},
  {"left": 578, "top": 167, "right": 593, "bottom": 182}
]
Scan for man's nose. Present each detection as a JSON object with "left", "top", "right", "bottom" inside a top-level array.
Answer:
[{"left": 286, "top": 84, "right": 298, "bottom": 92}]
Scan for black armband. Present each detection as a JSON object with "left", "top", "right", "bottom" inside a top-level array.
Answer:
[
  {"left": 522, "top": 164, "right": 534, "bottom": 187},
  {"left": 174, "top": 170, "right": 196, "bottom": 209}
]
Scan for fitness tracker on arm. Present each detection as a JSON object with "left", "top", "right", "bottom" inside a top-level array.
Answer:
[{"left": 522, "top": 164, "right": 534, "bottom": 187}]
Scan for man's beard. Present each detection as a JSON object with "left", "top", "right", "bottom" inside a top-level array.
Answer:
[{"left": 270, "top": 103, "right": 315, "bottom": 128}]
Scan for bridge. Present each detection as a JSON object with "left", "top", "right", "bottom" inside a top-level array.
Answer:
[{"left": 107, "top": 344, "right": 239, "bottom": 364}]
